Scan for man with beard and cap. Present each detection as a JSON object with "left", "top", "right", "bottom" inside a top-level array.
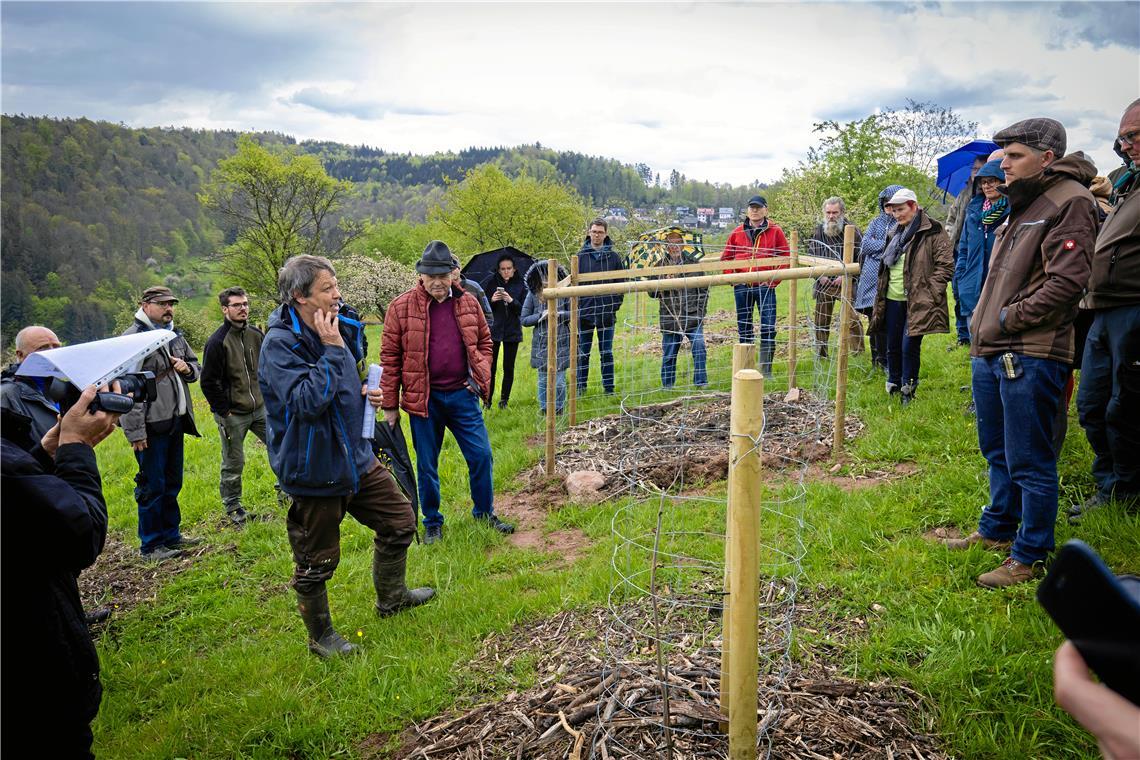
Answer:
[
  {"left": 1071, "top": 99, "right": 1140, "bottom": 520},
  {"left": 575, "top": 219, "right": 625, "bottom": 395},
  {"left": 943, "top": 118, "right": 1099, "bottom": 588},
  {"left": 120, "top": 286, "right": 203, "bottom": 561},
  {"left": 807, "top": 197, "right": 863, "bottom": 358},
  {"left": 854, "top": 184, "right": 904, "bottom": 371}
]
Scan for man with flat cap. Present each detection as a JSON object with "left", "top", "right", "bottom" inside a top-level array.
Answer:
[
  {"left": 381, "top": 241, "right": 514, "bottom": 545},
  {"left": 944, "top": 118, "right": 1099, "bottom": 587},
  {"left": 121, "top": 285, "right": 203, "bottom": 561}
]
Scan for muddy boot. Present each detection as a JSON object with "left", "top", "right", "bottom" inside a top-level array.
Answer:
[
  {"left": 759, "top": 345, "right": 775, "bottom": 378},
  {"left": 373, "top": 545, "right": 435, "bottom": 617},
  {"left": 296, "top": 585, "right": 357, "bottom": 658}
]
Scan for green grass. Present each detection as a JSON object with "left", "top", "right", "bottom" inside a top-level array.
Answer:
[{"left": 89, "top": 288, "right": 1136, "bottom": 758}]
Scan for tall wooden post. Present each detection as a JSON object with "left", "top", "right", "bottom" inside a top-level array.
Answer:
[
  {"left": 545, "top": 258, "right": 558, "bottom": 476},
  {"left": 724, "top": 368, "right": 763, "bottom": 760},
  {"left": 787, "top": 230, "right": 800, "bottom": 391},
  {"left": 568, "top": 255, "right": 579, "bottom": 426},
  {"left": 832, "top": 225, "right": 855, "bottom": 457}
]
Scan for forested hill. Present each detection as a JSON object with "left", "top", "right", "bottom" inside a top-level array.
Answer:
[{"left": 1, "top": 115, "right": 760, "bottom": 344}]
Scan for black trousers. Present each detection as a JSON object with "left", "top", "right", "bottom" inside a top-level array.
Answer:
[{"left": 490, "top": 340, "right": 520, "bottom": 404}]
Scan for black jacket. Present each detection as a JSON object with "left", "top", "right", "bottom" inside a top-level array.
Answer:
[
  {"left": 576, "top": 236, "right": 626, "bottom": 327},
  {"left": 0, "top": 365, "right": 59, "bottom": 444},
  {"left": 201, "top": 320, "right": 265, "bottom": 417},
  {"left": 1, "top": 439, "right": 107, "bottom": 741},
  {"left": 480, "top": 271, "right": 527, "bottom": 343}
]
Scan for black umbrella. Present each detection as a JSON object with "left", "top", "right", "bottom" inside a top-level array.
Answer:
[
  {"left": 460, "top": 246, "right": 535, "bottom": 291},
  {"left": 371, "top": 421, "right": 420, "bottom": 524}
]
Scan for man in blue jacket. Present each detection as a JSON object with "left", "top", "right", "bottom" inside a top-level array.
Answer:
[
  {"left": 259, "top": 255, "right": 434, "bottom": 658},
  {"left": 576, "top": 218, "right": 625, "bottom": 395}
]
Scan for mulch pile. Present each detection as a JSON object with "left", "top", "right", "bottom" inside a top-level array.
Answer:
[
  {"left": 549, "top": 392, "right": 863, "bottom": 496},
  {"left": 387, "top": 592, "right": 946, "bottom": 759}
]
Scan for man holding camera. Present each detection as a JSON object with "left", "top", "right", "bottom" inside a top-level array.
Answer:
[
  {"left": 260, "top": 255, "right": 434, "bottom": 658},
  {"left": 0, "top": 324, "right": 63, "bottom": 443},
  {"left": 121, "top": 285, "right": 202, "bottom": 561}
]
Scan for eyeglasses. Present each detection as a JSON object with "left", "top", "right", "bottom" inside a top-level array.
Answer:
[
  {"left": 1118, "top": 130, "right": 1139, "bottom": 148},
  {"left": 226, "top": 302, "right": 250, "bottom": 309}
]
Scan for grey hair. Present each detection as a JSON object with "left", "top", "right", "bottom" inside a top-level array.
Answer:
[
  {"left": 822, "top": 196, "right": 845, "bottom": 214},
  {"left": 278, "top": 255, "right": 336, "bottom": 306},
  {"left": 14, "top": 325, "right": 52, "bottom": 352}
]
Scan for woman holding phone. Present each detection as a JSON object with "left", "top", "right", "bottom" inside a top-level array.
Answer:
[{"left": 481, "top": 253, "right": 527, "bottom": 409}]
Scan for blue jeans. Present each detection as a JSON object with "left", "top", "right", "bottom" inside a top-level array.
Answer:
[
  {"left": 134, "top": 417, "right": 186, "bottom": 553},
  {"left": 537, "top": 369, "right": 567, "bottom": 413},
  {"left": 973, "top": 353, "right": 1067, "bottom": 564},
  {"left": 884, "top": 299, "right": 924, "bottom": 388},
  {"left": 733, "top": 284, "right": 776, "bottom": 352},
  {"left": 661, "top": 325, "right": 708, "bottom": 387},
  {"left": 408, "top": 387, "right": 495, "bottom": 529},
  {"left": 577, "top": 322, "right": 615, "bottom": 393},
  {"left": 1077, "top": 304, "right": 1140, "bottom": 500}
]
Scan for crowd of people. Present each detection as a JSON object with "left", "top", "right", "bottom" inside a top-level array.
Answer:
[{"left": 2, "top": 103, "right": 1137, "bottom": 757}]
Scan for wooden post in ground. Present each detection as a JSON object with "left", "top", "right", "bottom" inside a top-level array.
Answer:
[
  {"left": 545, "top": 258, "right": 558, "bottom": 476},
  {"left": 724, "top": 367, "right": 763, "bottom": 760},
  {"left": 568, "top": 255, "right": 579, "bottom": 426},
  {"left": 832, "top": 225, "right": 855, "bottom": 457},
  {"left": 788, "top": 230, "right": 800, "bottom": 391},
  {"left": 721, "top": 343, "right": 756, "bottom": 726}
]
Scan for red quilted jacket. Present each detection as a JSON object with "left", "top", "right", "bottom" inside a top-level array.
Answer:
[{"left": 380, "top": 282, "right": 493, "bottom": 417}]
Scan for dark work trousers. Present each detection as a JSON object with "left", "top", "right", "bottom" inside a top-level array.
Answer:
[
  {"left": 859, "top": 306, "right": 887, "bottom": 367},
  {"left": 214, "top": 406, "right": 267, "bottom": 513},
  {"left": 286, "top": 461, "right": 416, "bottom": 595},
  {"left": 1078, "top": 304, "right": 1140, "bottom": 501},
  {"left": 951, "top": 276, "right": 970, "bottom": 343},
  {"left": 577, "top": 321, "right": 615, "bottom": 394},
  {"left": 134, "top": 416, "right": 186, "bottom": 554},
  {"left": 884, "top": 299, "right": 924, "bottom": 389},
  {"left": 489, "top": 340, "right": 520, "bottom": 405},
  {"left": 813, "top": 284, "right": 864, "bottom": 355}
]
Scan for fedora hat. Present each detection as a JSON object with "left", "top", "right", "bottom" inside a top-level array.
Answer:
[{"left": 416, "top": 241, "right": 458, "bottom": 275}]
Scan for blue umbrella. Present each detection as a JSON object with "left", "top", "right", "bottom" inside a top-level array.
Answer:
[{"left": 937, "top": 139, "right": 1001, "bottom": 198}]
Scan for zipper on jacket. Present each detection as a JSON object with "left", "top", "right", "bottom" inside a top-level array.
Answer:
[{"left": 331, "top": 400, "right": 359, "bottom": 492}]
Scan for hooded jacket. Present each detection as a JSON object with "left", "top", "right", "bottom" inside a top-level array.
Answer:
[
  {"left": 480, "top": 269, "right": 527, "bottom": 343},
  {"left": 258, "top": 304, "right": 376, "bottom": 496},
  {"left": 119, "top": 318, "right": 200, "bottom": 442},
  {"left": 576, "top": 236, "right": 626, "bottom": 327},
  {"left": 854, "top": 185, "right": 903, "bottom": 311},
  {"left": 380, "top": 282, "right": 493, "bottom": 417},
  {"left": 955, "top": 160, "right": 1008, "bottom": 317},
  {"left": 521, "top": 260, "right": 571, "bottom": 371},
  {"left": 869, "top": 209, "right": 954, "bottom": 336},
  {"left": 649, "top": 249, "right": 709, "bottom": 335},
  {"left": 720, "top": 218, "right": 789, "bottom": 283},
  {"left": 0, "top": 366, "right": 60, "bottom": 444},
  {"left": 971, "top": 152, "right": 1099, "bottom": 363},
  {"left": 1084, "top": 164, "right": 1140, "bottom": 309}
]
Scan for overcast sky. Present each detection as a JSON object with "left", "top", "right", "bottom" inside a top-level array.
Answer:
[{"left": 2, "top": 1, "right": 1137, "bottom": 186}]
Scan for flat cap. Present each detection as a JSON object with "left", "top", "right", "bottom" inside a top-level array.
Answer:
[
  {"left": 993, "top": 118, "right": 1066, "bottom": 158},
  {"left": 141, "top": 285, "right": 179, "bottom": 304}
]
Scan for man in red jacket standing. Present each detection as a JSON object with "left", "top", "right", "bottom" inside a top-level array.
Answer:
[
  {"left": 721, "top": 195, "right": 789, "bottom": 375},
  {"left": 381, "top": 241, "right": 514, "bottom": 545}
]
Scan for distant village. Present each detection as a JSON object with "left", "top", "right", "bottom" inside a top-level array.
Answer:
[{"left": 601, "top": 205, "right": 739, "bottom": 230}]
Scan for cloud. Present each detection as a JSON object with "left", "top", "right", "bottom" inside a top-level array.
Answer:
[{"left": 1050, "top": 2, "right": 1140, "bottom": 50}]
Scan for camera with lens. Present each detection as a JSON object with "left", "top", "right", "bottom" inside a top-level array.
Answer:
[{"left": 46, "top": 371, "right": 158, "bottom": 415}]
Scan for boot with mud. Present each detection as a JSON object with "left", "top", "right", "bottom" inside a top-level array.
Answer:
[
  {"left": 373, "top": 545, "right": 435, "bottom": 617},
  {"left": 296, "top": 585, "right": 357, "bottom": 658}
]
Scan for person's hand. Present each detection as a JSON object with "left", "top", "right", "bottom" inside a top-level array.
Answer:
[
  {"left": 1054, "top": 640, "right": 1140, "bottom": 760},
  {"left": 314, "top": 308, "right": 343, "bottom": 347},
  {"left": 171, "top": 357, "right": 190, "bottom": 375},
  {"left": 132, "top": 439, "right": 148, "bottom": 452},
  {"left": 383, "top": 408, "right": 399, "bottom": 428},
  {"left": 362, "top": 383, "right": 383, "bottom": 410},
  {"left": 43, "top": 384, "right": 124, "bottom": 455}
]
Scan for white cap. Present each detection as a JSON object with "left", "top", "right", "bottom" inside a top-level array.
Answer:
[{"left": 886, "top": 188, "right": 918, "bottom": 205}]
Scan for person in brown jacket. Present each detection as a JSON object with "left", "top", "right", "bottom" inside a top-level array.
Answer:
[
  {"left": 868, "top": 188, "right": 954, "bottom": 405},
  {"left": 380, "top": 241, "right": 514, "bottom": 544},
  {"left": 1072, "top": 99, "right": 1140, "bottom": 519},
  {"left": 943, "top": 118, "right": 1100, "bottom": 588}
]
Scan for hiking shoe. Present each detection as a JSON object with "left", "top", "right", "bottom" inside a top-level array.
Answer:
[
  {"left": 900, "top": 384, "right": 916, "bottom": 406},
  {"left": 1067, "top": 493, "right": 1109, "bottom": 518},
  {"left": 423, "top": 525, "right": 443, "bottom": 545},
  {"left": 141, "top": 546, "right": 183, "bottom": 562},
  {"left": 498, "top": 399, "right": 509, "bottom": 409},
  {"left": 228, "top": 507, "right": 249, "bottom": 526},
  {"left": 85, "top": 607, "right": 112, "bottom": 626},
  {"left": 166, "top": 535, "right": 204, "bottom": 549},
  {"left": 476, "top": 514, "right": 515, "bottom": 535},
  {"left": 885, "top": 381, "right": 900, "bottom": 396},
  {"left": 942, "top": 531, "right": 1011, "bottom": 551},
  {"left": 977, "top": 557, "right": 1044, "bottom": 588}
]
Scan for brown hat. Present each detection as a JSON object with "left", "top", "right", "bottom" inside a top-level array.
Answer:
[
  {"left": 993, "top": 118, "right": 1067, "bottom": 158},
  {"left": 141, "top": 286, "right": 179, "bottom": 304}
]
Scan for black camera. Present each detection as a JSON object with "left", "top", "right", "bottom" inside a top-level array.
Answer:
[{"left": 46, "top": 371, "right": 158, "bottom": 415}]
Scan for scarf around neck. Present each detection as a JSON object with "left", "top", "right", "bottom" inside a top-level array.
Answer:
[
  {"left": 882, "top": 212, "right": 921, "bottom": 268},
  {"left": 981, "top": 196, "right": 1008, "bottom": 226}
]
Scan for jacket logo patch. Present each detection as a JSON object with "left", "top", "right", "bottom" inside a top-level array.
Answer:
[{"left": 1063, "top": 239, "right": 1076, "bottom": 250}]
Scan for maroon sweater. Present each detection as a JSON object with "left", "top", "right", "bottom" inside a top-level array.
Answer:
[{"left": 428, "top": 297, "right": 468, "bottom": 390}]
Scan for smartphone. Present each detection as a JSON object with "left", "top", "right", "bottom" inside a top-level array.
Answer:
[{"left": 1037, "top": 540, "right": 1140, "bottom": 706}]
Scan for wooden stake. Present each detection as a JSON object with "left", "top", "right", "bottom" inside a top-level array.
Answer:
[
  {"left": 832, "top": 225, "right": 855, "bottom": 457},
  {"left": 725, "top": 368, "right": 763, "bottom": 760},
  {"left": 568, "top": 255, "right": 579, "bottom": 426},
  {"left": 788, "top": 231, "right": 800, "bottom": 392},
  {"left": 545, "top": 258, "right": 558, "bottom": 476}
]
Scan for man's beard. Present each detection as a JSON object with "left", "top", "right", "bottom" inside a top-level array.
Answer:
[{"left": 824, "top": 219, "right": 842, "bottom": 237}]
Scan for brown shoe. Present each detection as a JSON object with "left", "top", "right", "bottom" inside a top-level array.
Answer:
[
  {"left": 942, "top": 531, "right": 1011, "bottom": 551},
  {"left": 977, "top": 557, "right": 1044, "bottom": 588}
]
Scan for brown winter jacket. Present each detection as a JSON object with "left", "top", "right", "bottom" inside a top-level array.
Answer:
[
  {"left": 380, "top": 282, "right": 493, "bottom": 418},
  {"left": 1083, "top": 177, "right": 1140, "bottom": 309},
  {"left": 970, "top": 152, "right": 1099, "bottom": 364},
  {"left": 868, "top": 210, "right": 954, "bottom": 336}
]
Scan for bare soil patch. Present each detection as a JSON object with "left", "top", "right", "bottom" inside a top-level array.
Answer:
[
  {"left": 370, "top": 587, "right": 945, "bottom": 759},
  {"left": 496, "top": 488, "right": 591, "bottom": 567},
  {"left": 923, "top": 525, "right": 964, "bottom": 543}
]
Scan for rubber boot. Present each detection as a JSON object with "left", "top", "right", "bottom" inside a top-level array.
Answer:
[
  {"left": 373, "top": 545, "right": 435, "bottom": 617},
  {"left": 759, "top": 345, "right": 775, "bottom": 378},
  {"left": 296, "top": 585, "right": 357, "bottom": 658}
]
